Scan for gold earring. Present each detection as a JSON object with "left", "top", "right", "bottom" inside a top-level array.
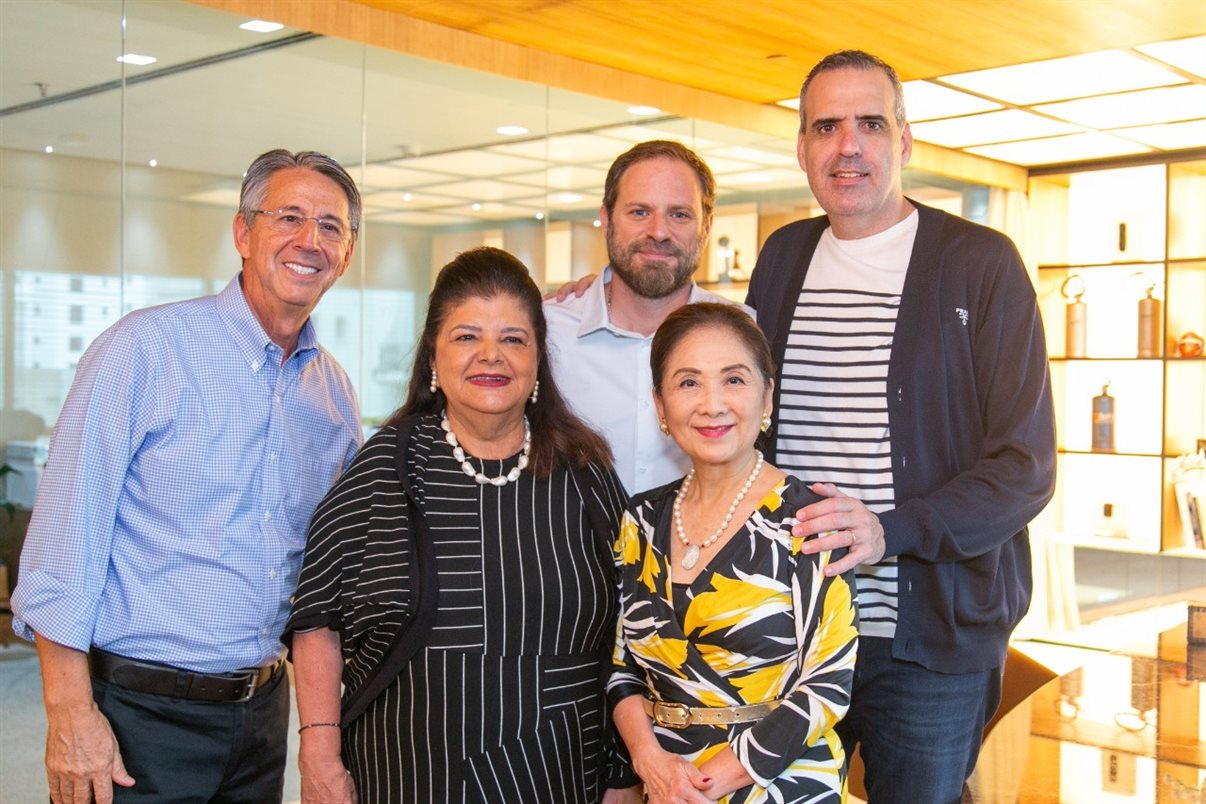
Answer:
[
  {"left": 761, "top": 414, "right": 771, "bottom": 433},
  {"left": 659, "top": 419, "right": 670, "bottom": 436}
]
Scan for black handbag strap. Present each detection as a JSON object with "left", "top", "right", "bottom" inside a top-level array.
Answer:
[{"left": 340, "top": 417, "right": 440, "bottom": 727}]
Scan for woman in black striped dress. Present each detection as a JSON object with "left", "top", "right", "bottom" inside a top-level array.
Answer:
[{"left": 284, "top": 248, "right": 640, "bottom": 803}]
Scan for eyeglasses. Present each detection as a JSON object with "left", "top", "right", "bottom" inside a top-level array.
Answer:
[{"left": 250, "top": 208, "right": 353, "bottom": 243}]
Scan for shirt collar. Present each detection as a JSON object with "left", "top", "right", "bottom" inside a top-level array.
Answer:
[
  {"left": 216, "top": 273, "right": 318, "bottom": 371},
  {"left": 576, "top": 266, "right": 708, "bottom": 339}
]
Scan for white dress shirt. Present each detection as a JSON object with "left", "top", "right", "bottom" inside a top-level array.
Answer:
[{"left": 544, "top": 267, "right": 753, "bottom": 495}]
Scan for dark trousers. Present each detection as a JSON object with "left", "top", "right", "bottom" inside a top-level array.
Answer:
[
  {"left": 837, "top": 636, "right": 1001, "bottom": 804},
  {"left": 90, "top": 668, "right": 289, "bottom": 803}
]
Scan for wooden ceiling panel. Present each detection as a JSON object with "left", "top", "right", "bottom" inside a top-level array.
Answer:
[{"left": 352, "top": 0, "right": 1206, "bottom": 103}]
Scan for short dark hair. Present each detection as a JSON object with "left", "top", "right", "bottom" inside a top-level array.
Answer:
[
  {"left": 602, "top": 140, "right": 716, "bottom": 221},
  {"left": 239, "top": 149, "right": 362, "bottom": 240},
  {"left": 651, "top": 303, "right": 774, "bottom": 393},
  {"left": 387, "top": 247, "right": 612, "bottom": 477},
  {"left": 799, "top": 50, "right": 907, "bottom": 132}
]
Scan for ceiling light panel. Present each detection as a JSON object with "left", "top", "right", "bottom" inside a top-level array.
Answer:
[
  {"left": 902, "top": 81, "right": 1002, "bottom": 122},
  {"left": 940, "top": 50, "right": 1185, "bottom": 105},
  {"left": 239, "top": 20, "right": 284, "bottom": 33},
  {"left": 507, "top": 165, "right": 608, "bottom": 190},
  {"left": 910, "top": 109, "right": 1082, "bottom": 148},
  {"left": 706, "top": 146, "right": 798, "bottom": 167},
  {"left": 180, "top": 188, "right": 242, "bottom": 207},
  {"left": 370, "top": 210, "right": 471, "bottom": 226},
  {"left": 362, "top": 190, "right": 461, "bottom": 210},
  {"left": 1112, "top": 119, "right": 1206, "bottom": 150},
  {"left": 594, "top": 125, "right": 720, "bottom": 149},
  {"left": 967, "top": 132, "right": 1151, "bottom": 165},
  {"left": 1035, "top": 85, "right": 1206, "bottom": 129},
  {"left": 442, "top": 201, "right": 544, "bottom": 219},
  {"left": 721, "top": 168, "right": 805, "bottom": 190},
  {"left": 775, "top": 98, "right": 800, "bottom": 110},
  {"left": 390, "top": 151, "right": 543, "bottom": 177},
  {"left": 359, "top": 164, "right": 454, "bottom": 190},
  {"left": 545, "top": 191, "right": 597, "bottom": 209},
  {"left": 1137, "top": 35, "right": 1206, "bottom": 79},
  {"left": 418, "top": 178, "right": 537, "bottom": 202},
  {"left": 490, "top": 132, "right": 632, "bottom": 163}
]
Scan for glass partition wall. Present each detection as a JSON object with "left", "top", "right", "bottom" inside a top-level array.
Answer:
[{"left": 2, "top": 0, "right": 989, "bottom": 441}]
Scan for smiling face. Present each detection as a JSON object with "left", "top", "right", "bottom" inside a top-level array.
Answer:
[
  {"left": 432, "top": 293, "right": 538, "bottom": 430},
  {"left": 601, "top": 157, "right": 710, "bottom": 299},
  {"left": 799, "top": 67, "right": 914, "bottom": 239},
  {"left": 234, "top": 166, "right": 355, "bottom": 344},
  {"left": 654, "top": 325, "right": 773, "bottom": 471}
]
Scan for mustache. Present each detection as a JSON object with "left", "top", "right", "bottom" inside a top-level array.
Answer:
[{"left": 627, "top": 237, "right": 682, "bottom": 257}]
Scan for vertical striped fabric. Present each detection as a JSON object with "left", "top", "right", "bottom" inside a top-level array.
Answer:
[{"left": 288, "top": 417, "right": 629, "bottom": 803}]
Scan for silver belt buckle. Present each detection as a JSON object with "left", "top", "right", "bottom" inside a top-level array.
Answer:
[
  {"left": 238, "top": 670, "right": 259, "bottom": 702},
  {"left": 653, "top": 701, "right": 693, "bottom": 729}
]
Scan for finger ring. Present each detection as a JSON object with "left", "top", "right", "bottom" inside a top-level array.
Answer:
[{"left": 850, "top": 532, "right": 857, "bottom": 546}]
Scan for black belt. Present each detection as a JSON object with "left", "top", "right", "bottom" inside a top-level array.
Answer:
[{"left": 89, "top": 648, "right": 284, "bottom": 703}]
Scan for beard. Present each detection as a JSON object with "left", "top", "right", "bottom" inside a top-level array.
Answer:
[{"left": 607, "top": 229, "right": 701, "bottom": 300}]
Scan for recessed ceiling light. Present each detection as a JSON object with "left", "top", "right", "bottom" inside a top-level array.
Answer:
[
  {"left": 403, "top": 193, "right": 412, "bottom": 202},
  {"left": 148, "top": 159, "right": 157, "bottom": 167},
  {"left": 240, "top": 19, "right": 284, "bottom": 33},
  {"left": 627, "top": 105, "right": 661, "bottom": 116},
  {"left": 116, "top": 53, "right": 157, "bottom": 66},
  {"left": 472, "top": 203, "right": 481, "bottom": 211},
  {"left": 496, "top": 125, "right": 528, "bottom": 136},
  {"left": 43, "top": 145, "right": 53, "bottom": 154},
  {"left": 592, "top": 219, "right": 602, "bottom": 228},
  {"left": 535, "top": 212, "right": 545, "bottom": 220}
]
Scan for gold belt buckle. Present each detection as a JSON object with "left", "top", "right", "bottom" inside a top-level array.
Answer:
[{"left": 653, "top": 701, "right": 693, "bottom": 729}]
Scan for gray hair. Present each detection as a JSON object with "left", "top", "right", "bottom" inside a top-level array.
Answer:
[
  {"left": 238, "top": 149, "right": 362, "bottom": 240},
  {"left": 799, "top": 50, "right": 907, "bottom": 132}
]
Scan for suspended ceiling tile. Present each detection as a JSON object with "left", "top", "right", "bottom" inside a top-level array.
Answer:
[
  {"left": 700, "top": 155, "right": 761, "bottom": 175},
  {"left": 490, "top": 132, "right": 633, "bottom": 163},
  {"left": 720, "top": 167, "right": 805, "bottom": 190},
  {"left": 416, "top": 178, "right": 539, "bottom": 202},
  {"left": 1111, "top": 118, "right": 1206, "bottom": 150},
  {"left": 593, "top": 124, "right": 721, "bottom": 149},
  {"left": 910, "top": 109, "right": 1082, "bottom": 148},
  {"left": 358, "top": 163, "right": 456, "bottom": 190},
  {"left": 1035, "top": 84, "right": 1206, "bottom": 130},
  {"left": 387, "top": 150, "right": 544, "bottom": 177},
  {"left": 544, "top": 190, "right": 599, "bottom": 210},
  {"left": 506, "top": 164, "right": 608, "bottom": 190},
  {"left": 362, "top": 190, "right": 464, "bottom": 210},
  {"left": 441, "top": 200, "right": 545, "bottom": 219},
  {"left": 180, "top": 187, "right": 241, "bottom": 206},
  {"left": 705, "top": 145, "right": 798, "bottom": 167},
  {"left": 966, "top": 131, "right": 1151, "bottom": 166},
  {"left": 369, "top": 210, "right": 472, "bottom": 225},
  {"left": 1137, "top": 35, "right": 1206, "bottom": 79},
  {"left": 902, "top": 81, "right": 1003, "bottom": 122},
  {"left": 940, "top": 50, "right": 1185, "bottom": 106}
]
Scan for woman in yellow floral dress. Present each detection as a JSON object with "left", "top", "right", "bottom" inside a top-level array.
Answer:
[{"left": 609, "top": 303, "right": 858, "bottom": 804}]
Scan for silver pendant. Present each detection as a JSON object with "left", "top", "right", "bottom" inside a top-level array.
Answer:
[{"left": 681, "top": 544, "right": 700, "bottom": 570}]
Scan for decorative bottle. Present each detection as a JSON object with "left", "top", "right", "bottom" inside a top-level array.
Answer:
[{"left": 1092, "top": 383, "right": 1115, "bottom": 453}]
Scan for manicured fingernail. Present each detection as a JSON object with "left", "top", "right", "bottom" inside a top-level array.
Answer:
[{"left": 701, "top": 777, "right": 712, "bottom": 783}]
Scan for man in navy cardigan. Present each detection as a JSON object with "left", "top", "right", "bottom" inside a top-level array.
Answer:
[{"left": 746, "top": 50, "right": 1055, "bottom": 803}]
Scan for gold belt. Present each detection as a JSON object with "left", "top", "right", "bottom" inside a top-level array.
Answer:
[{"left": 642, "top": 697, "right": 780, "bottom": 729}]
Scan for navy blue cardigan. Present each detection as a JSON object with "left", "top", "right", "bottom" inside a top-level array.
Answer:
[{"left": 747, "top": 202, "right": 1056, "bottom": 673}]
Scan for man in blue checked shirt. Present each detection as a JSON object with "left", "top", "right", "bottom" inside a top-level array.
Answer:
[{"left": 13, "top": 149, "right": 364, "bottom": 803}]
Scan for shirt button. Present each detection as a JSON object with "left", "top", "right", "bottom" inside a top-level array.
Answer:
[
  {"left": 638, "top": 467, "right": 647, "bottom": 475},
  {"left": 268, "top": 568, "right": 277, "bottom": 579},
  {"left": 269, "top": 452, "right": 277, "bottom": 461},
  {"left": 263, "top": 511, "right": 272, "bottom": 522},
  {"left": 259, "top": 627, "right": 268, "bottom": 636}
]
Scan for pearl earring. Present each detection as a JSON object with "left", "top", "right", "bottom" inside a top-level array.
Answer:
[
  {"left": 761, "top": 414, "right": 771, "bottom": 433},
  {"left": 659, "top": 419, "right": 670, "bottom": 436},
  {"left": 529, "top": 379, "right": 540, "bottom": 405},
  {"left": 430, "top": 367, "right": 438, "bottom": 394}
]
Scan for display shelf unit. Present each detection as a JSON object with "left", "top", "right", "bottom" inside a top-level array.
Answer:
[{"left": 1031, "top": 159, "right": 1206, "bottom": 561}]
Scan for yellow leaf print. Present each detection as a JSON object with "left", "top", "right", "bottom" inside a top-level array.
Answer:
[
  {"left": 758, "top": 483, "right": 786, "bottom": 514},
  {"left": 640, "top": 633, "right": 689, "bottom": 674},
  {"left": 683, "top": 574, "right": 789, "bottom": 638},
  {"left": 730, "top": 661, "right": 793, "bottom": 704},
  {"left": 615, "top": 514, "right": 641, "bottom": 566},
  {"left": 638, "top": 542, "right": 662, "bottom": 593},
  {"left": 812, "top": 568, "right": 857, "bottom": 665}
]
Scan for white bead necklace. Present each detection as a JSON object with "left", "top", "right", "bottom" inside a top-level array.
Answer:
[
  {"left": 673, "top": 450, "right": 764, "bottom": 570},
  {"left": 440, "top": 414, "right": 531, "bottom": 487}
]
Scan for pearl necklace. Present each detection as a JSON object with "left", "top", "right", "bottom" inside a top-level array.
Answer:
[
  {"left": 441, "top": 414, "right": 530, "bottom": 487},
  {"left": 673, "top": 450, "right": 764, "bottom": 570}
]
